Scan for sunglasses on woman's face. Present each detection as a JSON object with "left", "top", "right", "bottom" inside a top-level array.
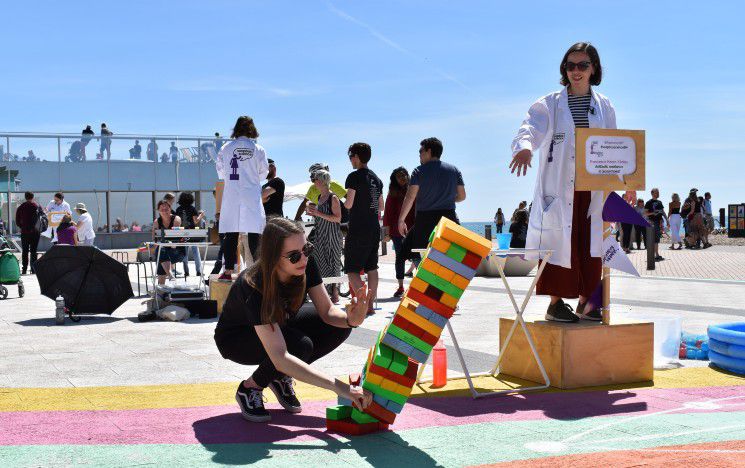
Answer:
[
  {"left": 565, "top": 61, "right": 591, "bottom": 72},
  {"left": 283, "top": 242, "right": 314, "bottom": 264}
]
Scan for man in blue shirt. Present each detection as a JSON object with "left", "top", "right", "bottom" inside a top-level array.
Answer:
[{"left": 398, "top": 137, "right": 466, "bottom": 249}]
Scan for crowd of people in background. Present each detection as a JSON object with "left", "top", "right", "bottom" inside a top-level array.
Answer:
[{"left": 616, "top": 188, "right": 715, "bottom": 261}]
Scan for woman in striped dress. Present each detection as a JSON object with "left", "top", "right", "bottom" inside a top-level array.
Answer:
[{"left": 305, "top": 170, "right": 343, "bottom": 303}]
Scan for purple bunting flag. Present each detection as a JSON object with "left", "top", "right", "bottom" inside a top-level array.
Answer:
[{"left": 602, "top": 192, "right": 650, "bottom": 227}]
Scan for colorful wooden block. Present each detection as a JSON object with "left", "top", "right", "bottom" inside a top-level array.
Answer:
[
  {"left": 326, "top": 405, "right": 352, "bottom": 421},
  {"left": 368, "top": 361, "right": 416, "bottom": 388},
  {"left": 424, "top": 284, "right": 444, "bottom": 301},
  {"left": 415, "top": 267, "right": 464, "bottom": 299},
  {"left": 409, "top": 347, "right": 430, "bottom": 364},
  {"left": 363, "top": 370, "right": 384, "bottom": 386},
  {"left": 434, "top": 217, "right": 492, "bottom": 257},
  {"left": 364, "top": 401, "right": 397, "bottom": 425},
  {"left": 388, "top": 324, "right": 434, "bottom": 354},
  {"left": 378, "top": 377, "right": 413, "bottom": 397},
  {"left": 439, "top": 292, "right": 459, "bottom": 309},
  {"left": 390, "top": 346, "right": 410, "bottom": 375},
  {"left": 326, "top": 418, "right": 388, "bottom": 436},
  {"left": 361, "top": 379, "right": 408, "bottom": 405},
  {"left": 462, "top": 251, "right": 483, "bottom": 270},
  {"left": 446, "top": 243, "right": 467, "bottom": 262},
  {"left": 406, "top": 288, "right": 456, "bottom": 319},
  {"left": 373, "top": 339, "right": 393, "bottom": 369},
  {"left": 431, "top": 236, "right": 451, "bottom": 253},
  {"left": 351, "top": 408, "right": 379, "bottom": 424},
  {"left": 382, "top": 332, "right": 415, "bottom": 359},
  {"left": 426, "top": 249, "right": 476, "bottom": 280},
  {"left": 410, "top": 276, "right": 429, "bottom": 293},
  {"left": 392, "top": 314, "right": 439, "bottom": 346},
  {"left": 396, "top": 304, "right": 443, "bottom": 337}
]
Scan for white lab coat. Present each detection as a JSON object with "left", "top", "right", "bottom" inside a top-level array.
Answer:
[
  {"left": 511, "top": 87, "right": 617, "bottom": 269},
  {"left": 216, "top": 137, "right": 269, "bottom": 234}
]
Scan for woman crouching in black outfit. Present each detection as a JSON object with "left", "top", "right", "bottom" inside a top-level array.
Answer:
[{"left": 214, "top": 217, "right": 372, "bottom": 422}]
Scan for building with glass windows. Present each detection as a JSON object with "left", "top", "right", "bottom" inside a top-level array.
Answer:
[{"left": 1, "top": 132, "right": 222, "bottom": 249}]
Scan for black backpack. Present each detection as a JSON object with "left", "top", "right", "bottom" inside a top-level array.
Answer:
[{"left": 33, "top": 206, "right": 49, "bottom": 233}]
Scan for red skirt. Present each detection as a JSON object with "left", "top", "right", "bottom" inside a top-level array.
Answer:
[{"left": 536, "top": 191, "right": 601, "bottom": 299}]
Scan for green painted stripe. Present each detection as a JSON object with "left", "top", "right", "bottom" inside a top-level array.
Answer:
[
  {"left": 387, "top": 324, "right": 434, "bottom": 354},
  {"left": 414, "top": 268, "right": 464, "bottom": 299},
  {"left": 1, "top": 411, "right": 743, "bottom": 467},
  {"left": 351, "top": 408, "right": 379, "bottom": 424}
]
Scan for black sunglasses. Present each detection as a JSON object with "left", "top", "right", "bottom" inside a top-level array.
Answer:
[
  {"left": 565, "top": 61, "right": 591, "bottom": 72},
  {"left": 283, "top": 242, "right": 314, "bottom": 264}
]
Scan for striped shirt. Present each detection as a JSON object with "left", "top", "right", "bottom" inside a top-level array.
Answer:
[{"left": 567, "top": 93, "right": 591, "bottom": 128}]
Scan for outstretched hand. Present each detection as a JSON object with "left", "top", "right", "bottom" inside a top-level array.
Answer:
[
  {"left": 347, "top": 283, "right": 369, "bottom": 327},
  {"left": 509, "top": 149, "right": 532, "bottom": 177}
]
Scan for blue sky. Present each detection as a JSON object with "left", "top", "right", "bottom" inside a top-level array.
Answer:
[{"left": 3, "top": 0, "right": 745, "bottom": 220}]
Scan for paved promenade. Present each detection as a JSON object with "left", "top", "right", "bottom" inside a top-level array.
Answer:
[{"left": 0, "top": 244, "right": 743, "bottom": 466}]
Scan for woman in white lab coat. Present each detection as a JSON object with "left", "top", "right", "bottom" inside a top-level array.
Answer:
[
  {"left": 216, "top": 116, "right": 269, "bottom": 279},
  {"left": 509, "top": 42, "right": 616, "bottom": 323}
]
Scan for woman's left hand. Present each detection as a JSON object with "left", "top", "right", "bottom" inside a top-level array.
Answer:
[{"left": 347, "top": 283, "right": 369, "bottom": 327}]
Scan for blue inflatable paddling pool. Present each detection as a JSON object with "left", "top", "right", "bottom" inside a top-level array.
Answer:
[{"left": 708, "top": 322, "right": 745, "bottom": 375}]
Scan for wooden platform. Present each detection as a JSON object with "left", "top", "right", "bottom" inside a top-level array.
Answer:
[
  {"left": 208, "top": 275, "right": 235, "bottom": 314},
  {"left": 499, "top": 317, "right": 654, "bottom": 389}
]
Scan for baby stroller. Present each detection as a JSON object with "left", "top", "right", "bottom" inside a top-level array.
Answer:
[{"left": 0, "top": 235, "right": 24, "bottom": 299}]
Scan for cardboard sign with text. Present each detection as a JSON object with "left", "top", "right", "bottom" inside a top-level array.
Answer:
[{"left": 575, "top": 129, "right": 645, "bottom": 191}]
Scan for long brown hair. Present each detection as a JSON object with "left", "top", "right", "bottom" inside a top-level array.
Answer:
[
  {"left": 231, "top": 115, "right": 259, "bottom": 139},
  {"left": 246, "top": 218, "right": 306, "bottom": 325}
]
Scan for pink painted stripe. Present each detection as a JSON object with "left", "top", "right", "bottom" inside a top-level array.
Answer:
[{"left": 0, "top": 385, "right": 743, "bottom": 446}]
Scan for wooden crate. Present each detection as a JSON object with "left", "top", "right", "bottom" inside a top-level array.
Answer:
[
  {"left": 209, "top": 274, "right": 235, "bottom": 314},
  {"left": 499, "top": 317, "right": 654, "bottom": 389}
]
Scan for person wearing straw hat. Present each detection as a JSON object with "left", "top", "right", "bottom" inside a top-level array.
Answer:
[{"left": 75, "top": 203, "right": 96, "bottom": 246}]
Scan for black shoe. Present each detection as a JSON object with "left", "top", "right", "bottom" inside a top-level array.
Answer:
[
  {"left": 545, "top": 299, "right": 579, "bottom": 323},
  {"left": 404, "top": 272, "right": 413, "bottom": 278},
  {"left": 236, "top": 383, "right": 271, "bottom": 422},
  {"left": 268, "top": 376, "right": 302, "bottom": 413},
  {"left": 137, "top": 310, "right": 157, "bottom": 322},
  {"left": 576, "top": 302, "right": 602, "bottom": 321},
  {"left": 655, "top": 255, "right": 664, "bottom": 261}
]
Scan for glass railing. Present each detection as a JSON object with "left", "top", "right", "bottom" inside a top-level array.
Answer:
[{"left": 0, "top": 132, "right": 228, "bottom": 164}]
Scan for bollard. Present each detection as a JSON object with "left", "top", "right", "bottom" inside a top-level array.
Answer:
[
  {"left": 719, "top": 208, "right": 725, "bottom": 230},
  {"left": 484, "top": 224, "right": 492, "bottom": 241},
  {"left": 646, "top": 225, "right": 655, "bottom": 270}
]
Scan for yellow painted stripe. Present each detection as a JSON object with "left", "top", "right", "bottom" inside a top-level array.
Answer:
[{"left": 0, "top": 367, "right": 741, "bottom": 413}]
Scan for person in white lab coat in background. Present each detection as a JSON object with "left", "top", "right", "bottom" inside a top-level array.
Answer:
[
  {"left": 216, "top": 115, "right": 269, "bottom": 280},
  {"left": 509, "top": 42, "right": 617, "bottom": 323}
]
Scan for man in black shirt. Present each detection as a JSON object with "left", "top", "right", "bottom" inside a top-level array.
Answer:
[
  {"left": 644, "top": 188, "right": 667, "bottom": 261},
  {"left": 262, "top": 159, "right": 285, "bottom": 218},
  {"left": 344, "top": 142, "right": 384, "bottom": 312}
]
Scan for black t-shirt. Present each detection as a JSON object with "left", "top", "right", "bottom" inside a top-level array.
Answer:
[
  {"left": 509, "top": 221, "right": 528, "bottom": 248},
  {"left": 262, "top": 177, "right": 285, "bottom": 217},
  {"left": 215, "top": 256, "right": 323, "bottom": 335},
  {"left": 344, "top": 168, "right": 383, "bottom": 235},
  {"left": 645, "top": 199, "right": 664, "bottom": 224},
  {"left": 175, "top": 205, "right": 198, "bottom": 229}
]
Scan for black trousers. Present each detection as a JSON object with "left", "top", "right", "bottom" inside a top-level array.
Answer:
[
  {"left": 210, "top": 233, "right": 226, "bottom": 275},
  {"left": 222, "top": 232, "right": 261, "bottom": 270},
  {"left": 621, "top": 222, "right": 633, "bottom": 249},
  {"left": 634, "top": 225, "right": 646, "bottom": 249},
  {"left": 214, "top": 306, "right": 351, "bottom": 388},
  {"left": 20, "top": 232, "right": 40, "bottom": 273}
]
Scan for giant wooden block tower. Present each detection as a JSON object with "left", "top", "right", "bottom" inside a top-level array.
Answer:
[{"left": 326, "top": 218, "right": 492, "bottom": 435}]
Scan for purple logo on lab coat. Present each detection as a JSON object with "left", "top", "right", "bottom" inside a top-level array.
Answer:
[{"left": 229, "top": 148, "right": 254, "bottom": 180}]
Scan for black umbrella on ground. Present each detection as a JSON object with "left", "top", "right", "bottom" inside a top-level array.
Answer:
[{"left": 35, "top": 245, "right": 134, "bottom": 315}]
